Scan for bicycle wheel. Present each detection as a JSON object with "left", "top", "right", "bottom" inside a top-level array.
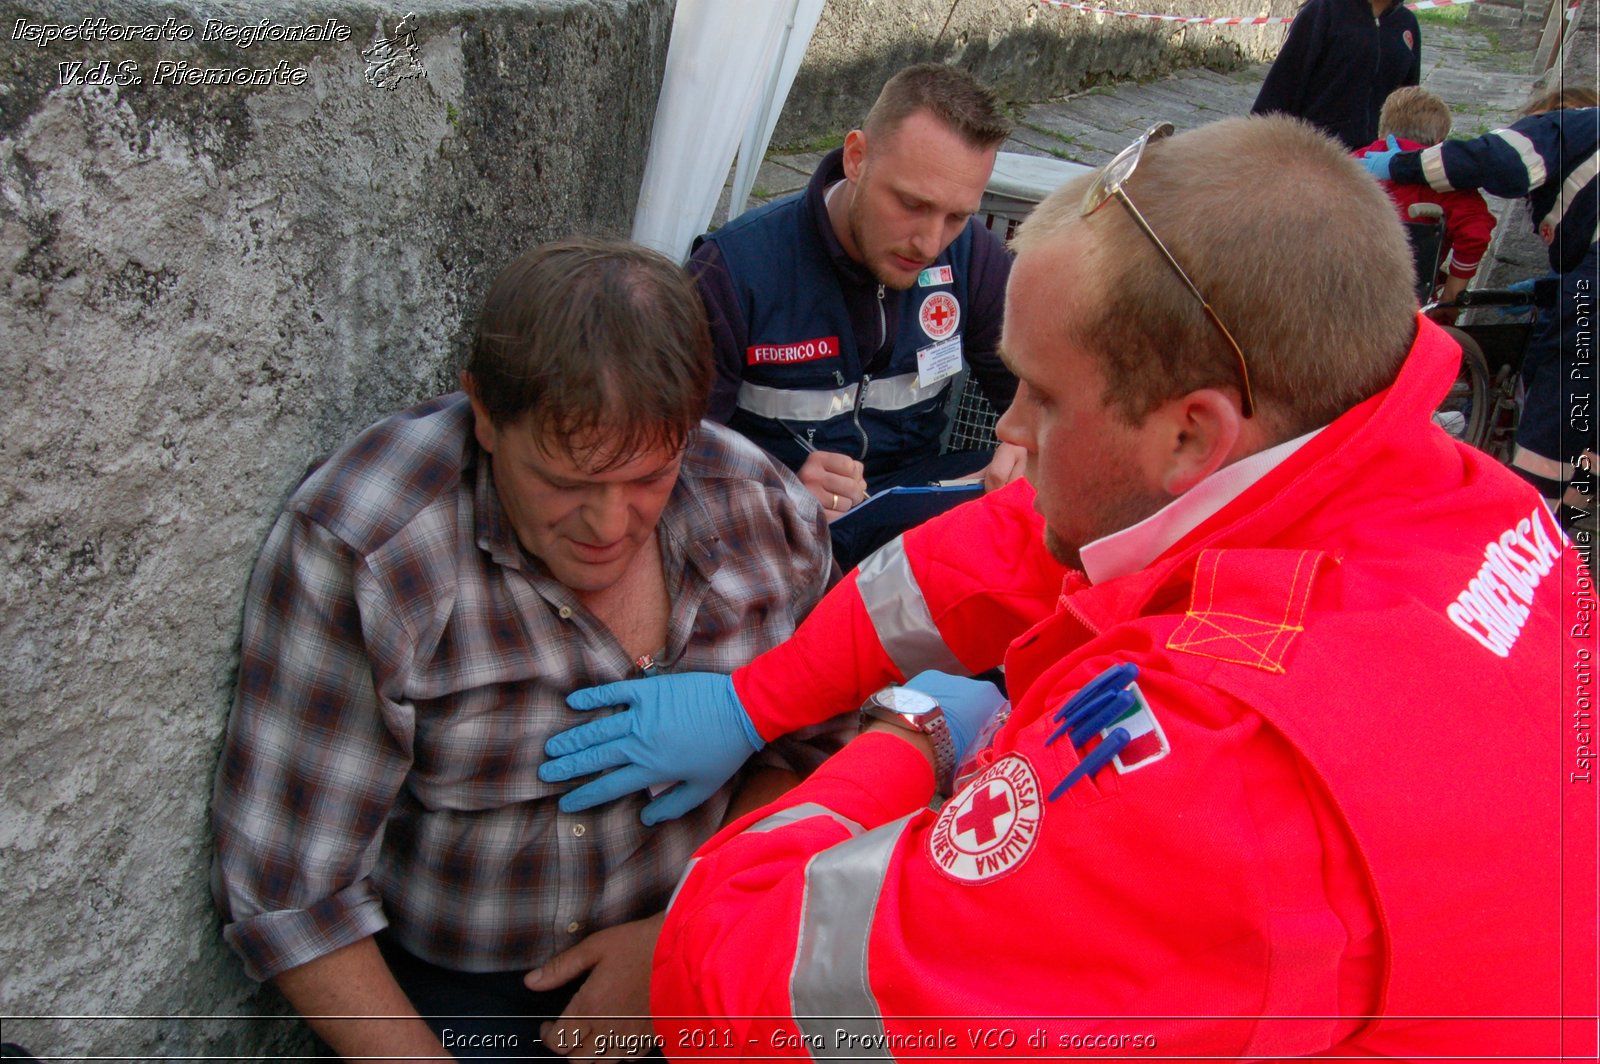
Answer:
[{"left": 1436, "top": 327, "right": 1492, "bottom": 451}]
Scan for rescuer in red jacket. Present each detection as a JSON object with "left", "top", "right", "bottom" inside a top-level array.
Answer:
[{"left": 538, "top": 116, "right": 1596, "bottom": 1058}]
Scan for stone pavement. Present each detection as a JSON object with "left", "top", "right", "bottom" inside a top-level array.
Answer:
[{"left": 726, "top": 12, "right": 1547, "bottom": 281}]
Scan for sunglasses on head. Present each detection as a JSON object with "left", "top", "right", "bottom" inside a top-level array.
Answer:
[{"left": 1081, "top": 122, "right": 1256, "bottom": 418}]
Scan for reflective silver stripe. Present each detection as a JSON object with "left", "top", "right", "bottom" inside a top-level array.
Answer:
[
  {"left": 1537, "top": 149, "right": 1598, "bottom": 233},
  {"left": 665, "top": 856, "right": 700, "bottom": 912},
  {"left": 736, "top": 371, "right": 946, "bottom": 422},
  {"left": 747, "top": 802, "right": 865, "bottom": 837},
  {"left": 739, "top": 380, "right": 859, "bottom": 421},
  {"left": 1421, "top": 143, "right": 1452, "bottom": 192},
  {"left": 672, "top": 806, "right": 865, "bottom": 912},
  {"left": 791, "top": 813, "right": 916, "bottom": 1059},
  {"left": 857, "top": 538, "right": 965, "bottom": 677},
  {"left": 1494, "top": 127, "right": 1548, "bottom": 189}
]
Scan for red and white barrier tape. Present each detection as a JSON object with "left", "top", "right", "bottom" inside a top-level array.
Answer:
[{"left": 1040, "top": 0, "right": 1489, "bottom": 26}]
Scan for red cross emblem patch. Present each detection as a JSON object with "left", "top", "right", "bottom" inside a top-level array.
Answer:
[
  {"left": 928, "top": 754, "right": 1043, "bottom": 884},
  {"left": 919, "top": 292, "right": 960, "bottom": 341}
]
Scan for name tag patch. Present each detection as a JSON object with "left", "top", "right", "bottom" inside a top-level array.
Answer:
[
  {"left": 919, "top": 293, "right": 960, "bottom": 341},
  {"left": 746, "top": 336, "right": 840, "bottom": 366},
  {"left": 929, "top": 754, "right": 1043, "bottom": 884},
  {"left": 917, "top": 265, "right": 954, "bottom": 287},
  {"left": 916, "top": 334, "right": 963, "bottom": 388}
]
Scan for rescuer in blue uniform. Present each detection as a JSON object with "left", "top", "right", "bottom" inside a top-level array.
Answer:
[{"left": 690, "top": 65, "right": 1023, "bottom": 569}]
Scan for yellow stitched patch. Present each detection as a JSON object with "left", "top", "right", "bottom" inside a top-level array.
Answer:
[{"left": 1166, "top": 549, "right": 1326, "bottom": 673}]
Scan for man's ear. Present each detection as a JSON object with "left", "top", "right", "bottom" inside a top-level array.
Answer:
[
  {"left": 460, "top": 371, "right": 498, "bottom": 456},
  {"left": 1148, "top": 388, "right": 1248, "bottom": 496},
  {"left": 841, "top": 128, "right": 868, "bottom": 183}
]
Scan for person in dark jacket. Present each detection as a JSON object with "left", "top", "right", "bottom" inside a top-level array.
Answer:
[
  {"left": 1252, "top": 0, "right": 1421, "bottom": 149},
  {"left": 690, "top": 65, "right": 1023, "bottom": 570}
]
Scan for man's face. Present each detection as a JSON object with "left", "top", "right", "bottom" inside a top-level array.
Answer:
[
  {"left": 469, "top": 398, "right": 683, "bottom": 596},
  {"left": 995, "top": 232, "right": 1171, "bottom": 569},
  {"left": 838, "top": 109, "right": 998, "bottom": 290}
]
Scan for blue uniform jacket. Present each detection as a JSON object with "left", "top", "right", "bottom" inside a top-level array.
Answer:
[
  {"left": 1391, "top": 107, "right": 1598, "bottom": 273},
  {"left": 690, "top": 149, "right": 1014, "bottom": 482}
]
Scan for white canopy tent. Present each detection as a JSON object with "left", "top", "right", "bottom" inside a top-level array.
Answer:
[{"left": 630, "top": 0, "right": 827, "bottom": 260}]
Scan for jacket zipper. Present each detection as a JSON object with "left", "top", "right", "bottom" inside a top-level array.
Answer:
[
  {"left": 850, "top": 284, "right": 888, "bottom": 461},
  {"left": 852, "top": 375, "right": 872, "bottom": 460},
  {"left": 1063, "top": 595, "right": 1100, "bottom": 636},
  {"left": 876, "top": 283, "right": 886, "bottom": 352}
]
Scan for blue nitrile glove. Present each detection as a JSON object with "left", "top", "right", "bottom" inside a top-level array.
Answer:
[
  {"left": 903, "top": 670, "right": 1008, "bottom": 765},
  {"left": 1493, "top": 277, "right": 1542, "bottom": 318},
  {"left": 1359, "top": 135, "right": 1402, "bottom": 180},
  {"left": 541, "top": 672, "right": 762, "bottom": 825}
]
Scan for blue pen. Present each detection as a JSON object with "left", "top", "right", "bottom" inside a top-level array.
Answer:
[
  {"left": 1046, "top": 663, "right": 1138, "bottom": 747},
  {"left": 1051, "top": 662, "right": 1138, "bottom": 726},
  {"left": 1068, "top": 690, "right": 1135, "bottom": 748},
  {"left": 1049, "top": 727, "right": 1131, "bottom": 802},
  {"left": 1047, "top": 686, "right": 1116, "bottom": 747}
]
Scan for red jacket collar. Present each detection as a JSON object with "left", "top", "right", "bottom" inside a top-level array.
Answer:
[{"left": 1066, "top": 316, "right": 1455, "bottom": 624}]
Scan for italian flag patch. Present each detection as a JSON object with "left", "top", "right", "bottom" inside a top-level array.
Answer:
[{"left": 1106, "top": 681, "right": 1170, "bottom": 773}]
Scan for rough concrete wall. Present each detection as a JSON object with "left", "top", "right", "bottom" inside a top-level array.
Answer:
[
  {"left": 0, "top": 0, "right": 669, "bottom": 1057},
  {"left": 1555, "top": 0, "right": 1596, "bottom": 87},
  {"left": 775, "top": 0, "right": 1296, "bottom": 146}
]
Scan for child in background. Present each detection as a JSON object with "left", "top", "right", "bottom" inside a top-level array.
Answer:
[
  {"left": 1361, "top": 86, "right": 1598, "bottom": 523},
  {"left": 1354, "top": 87, "right": 1496, "bottom": 312}
]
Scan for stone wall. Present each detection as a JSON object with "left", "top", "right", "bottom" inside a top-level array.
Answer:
[
  {"left": 0, "top": 1, "right": 669, "bottom": 1057},
  {"left": 1, "top": 0, "right": 1298, "bottom": 1057},
  {"left": 775, "top": 0, "right": 1295, "bottom": 146}
]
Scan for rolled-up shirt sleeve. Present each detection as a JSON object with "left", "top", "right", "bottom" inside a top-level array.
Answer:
[{"left": 210, "top": 510, "right": 412, "bottom": 982}]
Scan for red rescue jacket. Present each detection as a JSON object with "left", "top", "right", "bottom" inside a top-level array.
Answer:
[{"left": 655, "top": 318, "right": 1596, "bottom": 1059}]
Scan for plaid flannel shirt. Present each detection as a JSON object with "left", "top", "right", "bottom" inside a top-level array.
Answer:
[{"left": 211, "top": 393, "right": 833, "bottom": 980}]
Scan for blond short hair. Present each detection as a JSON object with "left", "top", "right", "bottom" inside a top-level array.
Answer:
[
  {"left": 1013, "top": 116, "right": 1417, "bottom": 440},
  {"left": 1523, "top": 85, "right": 1599, "bottom": 115},
  {"left": 863, "top": 64, "right": 1011, "bottom": 150},
  {"left": 1379, "top": 87, "right": 1453, "bottom": 145}
]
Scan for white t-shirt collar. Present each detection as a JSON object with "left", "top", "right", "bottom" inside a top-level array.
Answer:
[{"left": 1079, "top": 428, "right": 1323, "bottom": 585}]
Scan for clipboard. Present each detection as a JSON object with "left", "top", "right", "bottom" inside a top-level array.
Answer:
[{"left": 828, "top": 481, "right": 983, "bottom": 535}]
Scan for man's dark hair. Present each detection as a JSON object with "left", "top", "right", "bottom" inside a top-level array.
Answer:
[
  {"left": 864, "top": 63, "right": 1012, "bottom": 149},
  {"left": 467, "top": 236, "right": 713, "bottom": 466}
]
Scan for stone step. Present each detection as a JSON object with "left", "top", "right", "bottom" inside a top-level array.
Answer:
[{"left": 1471, "top": 0, "right": 1532, "bottom": 25}]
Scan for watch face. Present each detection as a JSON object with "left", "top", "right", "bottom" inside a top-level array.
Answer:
[{"left": 881, "top": 687, "right": 938, "bottom": 716}]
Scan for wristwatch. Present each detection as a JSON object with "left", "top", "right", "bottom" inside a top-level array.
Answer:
[{"left": 860, "top": 685, "right": 958, "bottom": 797}]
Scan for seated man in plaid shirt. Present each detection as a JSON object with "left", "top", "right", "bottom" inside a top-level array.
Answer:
[{"left": 211, "top": 237, "right": 835, "bottom": 1061}]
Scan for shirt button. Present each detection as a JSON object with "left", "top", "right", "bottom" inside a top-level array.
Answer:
[
  {"left": 567, "top": 921, "right": 583, "bottom": 934},
  {"left": 571, "top": 823, "right": 586, "bottom": 837},
  {"left": 557, "top": 605, "right": 573, "bottom": 619}
]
